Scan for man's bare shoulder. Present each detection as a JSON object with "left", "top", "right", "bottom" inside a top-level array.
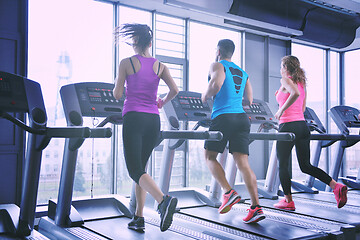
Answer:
[{"left": 210, "top": 62, "right": 223, "bottom": 71}]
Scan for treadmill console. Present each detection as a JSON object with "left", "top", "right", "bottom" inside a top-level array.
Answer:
[
  {"left": 85, "top": 87, "right": 119, "bottom": 105},
  {"left": 242, "top": 99, "right": 276, "bottom": 125},
  {"left": 330, "top": 106, "right": 360, "bottom": 134},
  {"left": 61, "top": 82, "right": 125, "bottom": 118},
  {"left": 304, "top": 107, "right": 326, "bottom": 133},
  {"left": 163, "top": 91, "right": 276, "bottom": 126},
  {"left": 0, "top": 71, "right": 28, "bottom": 112},
  {"left": 165, "top": 91, "right": 212, "bottom": 122}
]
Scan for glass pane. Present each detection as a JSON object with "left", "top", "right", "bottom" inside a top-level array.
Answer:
[
  {"left": 156, "top": 21, "right": 185, "bottom": 35},
  {"left": 291, "top": 43, "right": 326, "bottom": 180},
  {"left": 163, "top": 63, "right": 183, "bottom": 89},
  {"left": 156, "top": 39, "right": 184, "bottom": 53},
  {"left": 344, "top": 50, "right": 360, "bottom": 177},
  {"left": 157, "top": 14, "right": 184, "bottom": 26},
  {"left": 189, "top": 22, "right": 241, "bottom": 93},
  {"left": 188, "top": 124, "right": 210, "bottom": 189},
  {"left": 156, "top": 49, "right": 184, "bottom": 58},
  {"left": 118, "top": 6, "right": 152, "bottom": 60},
  {"left": 116, "top": 6, "right": 152, "bottom": 195},
  {"left": 188, "top": 21, "right": 241, "bottom": 188},
  {"left": 28, "top": 0, "right": 113, "bottom": 204},
  {"left": 155, "top": 14, "right": 185, "bottom": 58}
]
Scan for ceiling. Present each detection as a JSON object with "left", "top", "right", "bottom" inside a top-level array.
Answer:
[
  {"left": 227, "top": 0, "right": 360, "bottom": 48},
  {"left": 116, "top": 0, "right": 360, "bottom": 50}
]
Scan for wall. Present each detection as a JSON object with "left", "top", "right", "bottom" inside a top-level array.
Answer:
[
  {"left": 0, "top": 0, "right": 28, "bottom": 204},
  {"left": 245, "top": 32, "right": 290, "bottom": 177}
]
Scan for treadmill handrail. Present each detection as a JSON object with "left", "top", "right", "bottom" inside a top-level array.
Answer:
[
  {"left": 310, "top": 133, "right": 347, "bottom": 141},
  {"left": 0, "top": 111, "right": 93, "bottom": 138},
  {"left": 159, "top": 130, "right": 222, "bottom": 150},
  {"left": 160, "top": 130, "right": 223, "bottom": 141},
  {"left": 0, "top": 111, "right": 46, "bottom": 135},
  {"left": 46, "top": 127, "right": 90, "bottom": 138},
  {"left": 89, "top": 128, "right": 112, "bottom": 138},
  {"left": 344, "top": 134, "right": 360, "bottom": 141},
  {"left": 249, "top": 132, "right": 295, "bottom": 141}
]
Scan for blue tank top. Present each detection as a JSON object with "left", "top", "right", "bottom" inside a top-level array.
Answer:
[{"left": 211, "top": 60, "right": 248, "bottom": 119}]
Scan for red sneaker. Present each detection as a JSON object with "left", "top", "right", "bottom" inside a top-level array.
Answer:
[
  {"left": 243, "top": 206, "right": 266, "bottom": 224},
  {"left": 218, "top": 189, "right": 241, "bottom": 214},
  {"left": 273, "top": 198, "right": 295, "bottom": 211},
  {"left": 333, "top": 183, "right": 348, "bottom": 208}
]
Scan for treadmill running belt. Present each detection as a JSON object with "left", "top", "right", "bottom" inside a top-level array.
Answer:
[{"left": 180, "top": 205, "right": 327, "bottom": 240}]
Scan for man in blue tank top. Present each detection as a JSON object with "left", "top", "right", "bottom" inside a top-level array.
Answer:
[{"left": 201, "top": 39, "right": 265, "bottom": 223}]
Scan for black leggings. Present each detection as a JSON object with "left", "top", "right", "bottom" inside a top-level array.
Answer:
[
  {"left": 122, "top": 112, "right": 160, "bottom": 184},
  {"left": 277, "top": 121, "right": 332, "bottom": 195}
]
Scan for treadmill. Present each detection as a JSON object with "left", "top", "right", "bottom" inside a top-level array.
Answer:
[
  {"left": 291, "top": 107, "right": 345, "bottom": 194},
  {"left": 287, "top": 107, "right": 360, "bottom": 207},
  {"left": 0, "top": 71, "right": 98, "bottom": 239},
  {"left": 328, "top": 106, "right": 360, "bottom": 197},
  {"left": 38, "top": 83, "right": 229, "bottom": 240},
  {"left": 257, "top": 107, "right": 359, "bottom": 239},
  {"left": 156, "top": 91, "right": 333, "bottom": 240}
]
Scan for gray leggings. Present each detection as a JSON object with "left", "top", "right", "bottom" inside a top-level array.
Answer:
[
  {"left": 122, "top": 112, "right": 160, "bottom": 184},
  {"left": 277, "top": 121, "right": 332, "bottom": 195}
]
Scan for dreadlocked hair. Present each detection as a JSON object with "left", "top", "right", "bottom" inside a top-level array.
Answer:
[
  {"left": 281, "top": 55, "right": 307, "bottom": 85},
  {"left": 114, "top": 23, "right": 152, "bottom": 53}
]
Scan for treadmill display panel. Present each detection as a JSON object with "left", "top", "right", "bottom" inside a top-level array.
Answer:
[
  {"left": 243, "top": 102, "right": 267, "bottom": 115},
  {"left": 0, "top": 77, "right": 11, "bottom": 95},
  {"left": 178, "top": 96, "right": 208, "bottom": 110},
  {"left": 87, "top": 87, "right": 119, "bottom": 105},
  {"left": 333, "top": 106, "right": 360, "bottom": 128},
  {"left": 169, "top": 91, "right": 211, "bottom": 121},
  {"left": 242, "top": 99, "right": 276, "bottom": 125},
  {"left": 63, "top": 82, "right": 125, "bottom": 118},
  {"left": 0, "top": 72, "right": 28, "bottom": 112}
]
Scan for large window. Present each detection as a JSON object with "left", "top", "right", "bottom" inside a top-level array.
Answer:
[
  {"left": 189, "top": 22, "right": 241, "bottom": 93},
  {"left": 155, "top": 14, "right": 186, "bottom": 59},
  {"left": 188, "top": 22, "right": 241, "bottom": 188},
  {"left": 28, "top": 0, "right": 113, "bottom": 204},
  {"left": 344, "top": 50, "right": 360, "bottom": 178}
]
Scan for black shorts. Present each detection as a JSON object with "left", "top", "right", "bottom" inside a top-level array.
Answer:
[{"left": 204, "top": 113, "right": 250, "bottom": 155}]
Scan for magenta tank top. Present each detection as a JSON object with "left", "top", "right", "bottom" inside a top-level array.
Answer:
[
  {"left": 275, "top": 82, "right": 305, "bottom": 124},
  {"left": 122, "top": 55, "right": 160, "bottom": 116}
]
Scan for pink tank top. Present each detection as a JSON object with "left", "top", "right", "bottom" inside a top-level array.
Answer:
[
  {"left": 122, "top": 55, "right": 160, "bottom": 116},
  {"left": 275, "top": 82, "right": 305, "bottom": 124}
]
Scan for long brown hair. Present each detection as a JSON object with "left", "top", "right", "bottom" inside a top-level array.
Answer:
[{"left": 281, "top": 55, "right": 306, "bottom": 85}]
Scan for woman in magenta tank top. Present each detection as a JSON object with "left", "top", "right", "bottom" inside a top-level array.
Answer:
[
  {"left": 113, "top": 24, "right": 179, "bottom": 232},
  {"left": 273, "top": 55, "right": 347, "bottom": 210}
]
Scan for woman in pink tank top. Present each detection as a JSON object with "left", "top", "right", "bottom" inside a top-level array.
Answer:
[
  {"left": 113, "top": 24, "right": 179, "bottom": 232},
  {"left": 273, "top": 55, "right": 347, "bottom": 211}
]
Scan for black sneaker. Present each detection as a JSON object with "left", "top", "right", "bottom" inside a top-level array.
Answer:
[
  {"left": 157, "top": 195, "right": 178, "bottom": 232},
  {"left": 128, "top": 215, "right": 145, "bottom": 232}
]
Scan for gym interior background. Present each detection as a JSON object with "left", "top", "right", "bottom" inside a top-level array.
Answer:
[{"left": 0, "top": 0, "right": 359, "bottom": 218}]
